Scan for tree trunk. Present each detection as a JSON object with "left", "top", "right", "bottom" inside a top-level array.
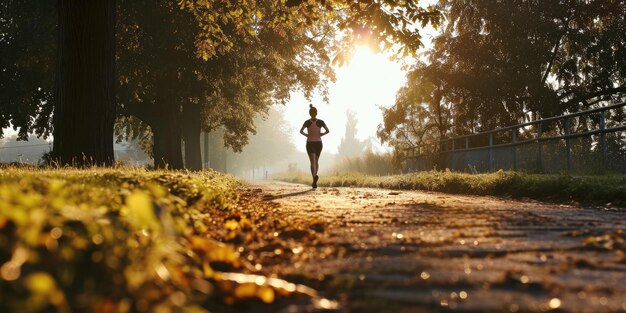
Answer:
[
  {"left": 152, "top": 125, "right": 184, "bottom": 169},
  {"left": 53, "top": 0, "right": 116, "bottom": 166},
  {"left": 151, "top": 104, "right": 184, "bottom": 169},
  {"left": 182, "top": 103, "right": 202, "bottom": 170}
]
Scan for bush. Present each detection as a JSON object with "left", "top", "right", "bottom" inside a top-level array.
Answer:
[
  {"left": 274, "top": 170, "right": 626, "bottom": 204},
  {"left": 0, "top": 168, "right": 240, "bottom": 312}
]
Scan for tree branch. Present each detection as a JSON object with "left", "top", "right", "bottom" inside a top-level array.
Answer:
[
  {"left": 541, "top": 16, "right": 571, "bottom": 86},
  {"left": 562, "top": 86, "right": 626, "bottom": 107}
]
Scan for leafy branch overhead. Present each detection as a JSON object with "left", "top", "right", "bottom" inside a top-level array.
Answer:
[{"left": 179, "top": 0, "right": 443, "bottom": 62}]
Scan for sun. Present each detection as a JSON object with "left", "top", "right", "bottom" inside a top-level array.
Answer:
[
  {"left": 339, "top": 46, "right": 387, "bottom": 92},
  {"left": 336, "top": 45, "right": 407, "bottom": 103},
  {"left": 329, "top": 45, "right": 407, "bottom": 148}
]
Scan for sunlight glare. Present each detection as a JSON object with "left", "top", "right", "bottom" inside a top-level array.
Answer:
[
  {"left": 282, "top": 45, "right": 407, "bottom": 155},
  {"left": 321, "top": 45, "right": 407, "bottom": 152}
]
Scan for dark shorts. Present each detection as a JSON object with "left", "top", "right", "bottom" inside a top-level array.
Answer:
[{"left": 306, "top": 141, "right": 323, "bottom": 155}]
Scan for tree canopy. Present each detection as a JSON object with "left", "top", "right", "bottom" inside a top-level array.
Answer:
[
  {"left": 379, "top": 0, "right": 626, "bottom": 154},
  {"left": 0, "top": 0, "right": 56, "bottom": 140},
  {"left": 179, "top": 0, "right": 442, "bottom": 61},
  {"left": 3, "top": 0, "right": 444, "bottom": 168},
  {"left": 115, "top": 0, "right": 336, "bottom": 168}
]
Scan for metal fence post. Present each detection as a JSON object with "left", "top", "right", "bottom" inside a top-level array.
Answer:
[
  {"left": 599, "top": 110, "right": 607, "bottom": 170},
  {"left": 512, "top": 128, "right": 517, "bottom": 171},
  {"left": 464, "top": 137, "right": 469, "bottom": 172},
  {"left": 489, "top": 133, "right": 494, "bottom": 172},
  {"left": 565, "top": 117, "right": 572, "bottom": 171},
  {"left": 537, "top": 122, "right": 543, "bottom": 172}
]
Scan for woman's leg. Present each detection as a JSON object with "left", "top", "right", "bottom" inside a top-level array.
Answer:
[
  {"left": 314, "top": 153, "right": 321, "bottom": 177},
  {"left": 308, "top": 153, "right": 317, "bottom": 178}
]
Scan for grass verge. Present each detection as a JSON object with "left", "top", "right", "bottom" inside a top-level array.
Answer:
[
  {"left": 273, "top": 170, "right": 626, "bottom": 204},
  {"left": 0, "top": 167, "right": 330, "bottom": 313}
]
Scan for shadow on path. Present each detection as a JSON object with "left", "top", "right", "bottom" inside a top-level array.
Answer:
[{"left": 263, "top": 189, "right": 314, "bottom": 200}]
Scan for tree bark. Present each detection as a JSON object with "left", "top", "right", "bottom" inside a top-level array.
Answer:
[
  {"left": 150, "top": 100, "right": 184, "bottom": 169},
  {"left": 182, "top": 103, "right": 202, "bottom": 170},
  {"left": 53, "top": 0, "right": 116, "bottom": 166}
]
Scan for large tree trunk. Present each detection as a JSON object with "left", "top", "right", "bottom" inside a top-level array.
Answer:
[
  {"left": 53, "top": 0, "right": 116, "bottom": 166},
  {"left": 152, "top": 125, "right": 184, "bottom": 169},
  {"left": 182, "top": 103, "right": 202, "bottom": 170},
  {"left": 151, "top": 121, "right": 183, "bottom": 169},
  {"left": 150, "top": 100, "right": 184, "bottom": 169}
]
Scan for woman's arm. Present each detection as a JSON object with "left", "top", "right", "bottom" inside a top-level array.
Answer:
[
  {"left": 300, "top": 125, "right": 308, "bottom": 137},
  {"left": 321, "top": 125, "right": 329, "bottom": 136}
]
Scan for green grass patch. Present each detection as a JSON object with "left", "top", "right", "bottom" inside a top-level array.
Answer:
[
  {"left": 0, "top": 167, "right": 250, "bottom": 312},
  {"left": 273, "top": 170, "right": 626, "bottom": 204}
]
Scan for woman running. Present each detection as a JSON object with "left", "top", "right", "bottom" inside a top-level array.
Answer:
[{"left": 300, "top": 104, "right": 329, "bottom": 189}]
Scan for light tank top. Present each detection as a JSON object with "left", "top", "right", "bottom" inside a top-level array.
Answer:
[{"left": 303, "top": 119, "right": 326, "bottom": 142}]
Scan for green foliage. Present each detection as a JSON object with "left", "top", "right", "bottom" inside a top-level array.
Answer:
[
  {"left": 116, "top": 0, "right": 335, "bottom": 162},
  {"left": 378, "top": 74, "right": 450, "bottom": 151},
  {"left": 179, "top": 0, "right": 443, "bottom": 61},
  {"left": 0, "top": 0, "right": 56, "bottom": 140},
  {"left": 380, "top": 0, "right": 626, "bottom": 154},
  {"left": 0, "top": 167, "right": 243, "bottom": 312},
  {"left": 275, "top": 170, "right": 626, "bottom": 203}
]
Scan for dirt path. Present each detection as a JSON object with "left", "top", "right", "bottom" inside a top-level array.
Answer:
[{"left": 246, "top": 181, "right": 626, "bottom": 312}]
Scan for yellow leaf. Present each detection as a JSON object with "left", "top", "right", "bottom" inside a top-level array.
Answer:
[
  {"left": 25, "top": 272, "right": 57, "bottom": 295},
  {"left": 125, "top": 191, "right": 159, "bottom": 230},
  {"left": 224, "top": 220, "right": 239, "bottom": 231},
  {"left": 203, "top": 261, "right": 214, "bottom": 278},
  {"left": 47, "top": 179, "right": 65, "bottom": 193},
  {"left": 257, "top": 286, "right": 275, "bottom": 303},
  {"left": 188, "top": 236, "right": 239, "bottom": 265},
  {"left": 233, "top": 283, "right": 257, "bottom": 299}
]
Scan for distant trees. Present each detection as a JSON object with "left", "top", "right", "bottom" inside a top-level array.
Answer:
[
  {"left": 380, "top": 0, "right": 626, "bottom": 153},
  {"left": 337, "top": 110, "right": 365, "bottom": 159}
]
